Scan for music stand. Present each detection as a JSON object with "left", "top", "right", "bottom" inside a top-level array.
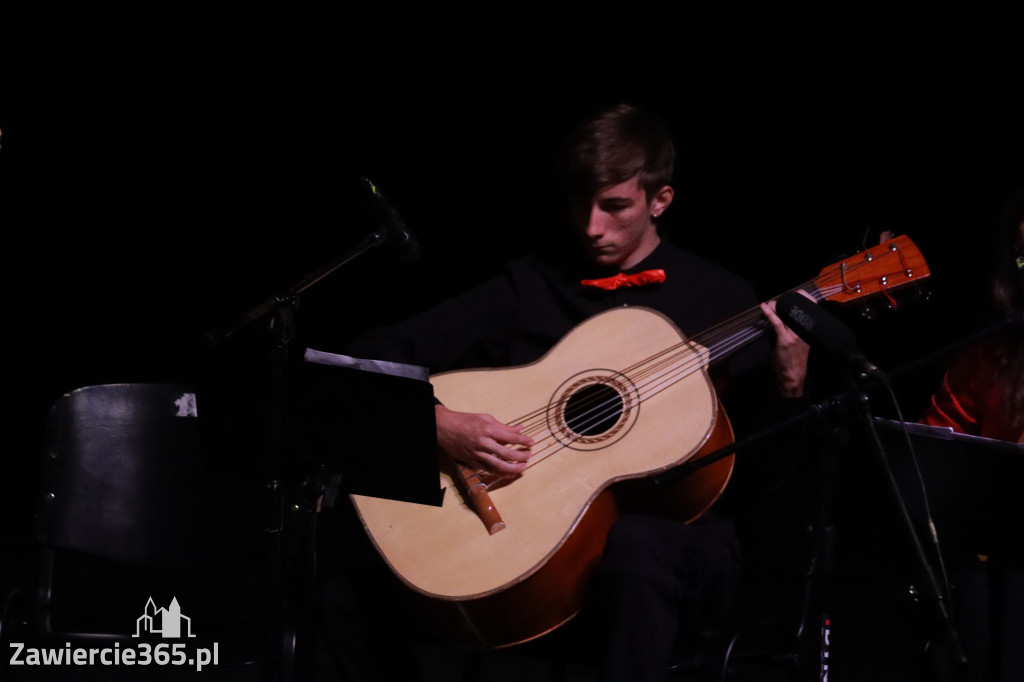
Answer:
[
  {"left": 196, "top": 350, "right": 444, "bottom": 682},
  {"left": 196, "top": 351, "right": 444, "bottom": 507},
  {"left": 872, "top": 419, "right": 1023, "bottom": 561},
  {"left": 285, "top": 349, "right": 445, "bottom": 506}
]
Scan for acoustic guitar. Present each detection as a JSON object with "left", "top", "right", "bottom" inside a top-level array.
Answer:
[{"left": 350, "top": 234, "right": 930, "bottom": 649}]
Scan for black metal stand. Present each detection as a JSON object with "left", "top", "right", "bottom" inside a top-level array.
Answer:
[
  {"left": 794, "top": 393, "right": 848, "bottom": 682},
  {"left": 198, "top": 209, "right": 431, "bottom": 682},
  {"left": 654, "top": 368, "right": 966, "bottom": 680},
  {"left": 264, "top": 301, "right": 298, "bottom": 682},
  {"left": 854, "top": 395, "right": 967, "bottom": 670}
]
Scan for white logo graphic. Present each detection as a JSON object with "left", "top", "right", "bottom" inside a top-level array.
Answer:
[
  {"left": 10, "top": 596, "right": 218, "bottom": 670},
  {"left": 133, "top": 597, "right": 196, "bottom": 638}
]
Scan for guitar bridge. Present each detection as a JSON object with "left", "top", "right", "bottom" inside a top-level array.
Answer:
[{"left": 454, "top": 461, "right": 506, "bottom": 535}]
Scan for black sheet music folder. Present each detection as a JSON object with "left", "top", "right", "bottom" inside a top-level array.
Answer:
[
  {"left": 874, "top": 418, "right": 1024, "bottom": 456},
  {"left": 290, "top": 349, "right": 444, "bottom": 507},
  {"left": 198, "top": 350, "right": 444, "bottom": 507},
  {"left": 872, "top": 418, "right": 1022, "bottom": 558}
]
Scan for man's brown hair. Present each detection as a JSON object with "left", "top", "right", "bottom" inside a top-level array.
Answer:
[{"left": 559, "top": 103, "right": 675, "bottom": 202}]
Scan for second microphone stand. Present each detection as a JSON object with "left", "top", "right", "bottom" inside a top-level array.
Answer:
[{"left": 654, "top": 366, "right": 965, "bottom": 679}]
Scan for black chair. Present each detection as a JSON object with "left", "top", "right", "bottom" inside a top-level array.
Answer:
[{"left": 3, "top": 383, "right": 266, "bottom": 680}]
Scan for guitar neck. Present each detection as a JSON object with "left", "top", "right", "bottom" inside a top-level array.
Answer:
[
  {"left": 689, "top": 279, "right": 819, "bottom": 370},
  {"left": 694, "top": 234, "right": 931, "bottom": 369}
]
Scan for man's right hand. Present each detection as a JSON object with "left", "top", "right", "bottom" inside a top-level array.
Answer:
[{"left": 434, "top": 404, "right": 534, "bottom": 474}]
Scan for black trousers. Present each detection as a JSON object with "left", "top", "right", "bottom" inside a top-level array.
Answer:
[
  {"left": 593, "top": 511, "right": 742, "bottom": 682},
  {"left": 314, "top": 503, "right": 741, "bottom": 682}
]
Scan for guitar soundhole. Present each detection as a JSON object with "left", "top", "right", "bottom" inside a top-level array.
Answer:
[
  {"left": 549, "top": 371, "right": 638, "bottom": 449},
  {"left": 564, "top": 383, "right": 622, "bottom": 436}
]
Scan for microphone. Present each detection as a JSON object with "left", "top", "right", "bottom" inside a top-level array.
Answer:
[
  {"left": 776, "top": 291, "right": 881, "bottom": 377},
  {"left": 362, "top": 177, "right": 420, "bottom": 262}
]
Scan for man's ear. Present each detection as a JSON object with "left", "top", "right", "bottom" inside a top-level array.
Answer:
[{"left": 650, "top": 185, "right": 674, "bottom": 219}]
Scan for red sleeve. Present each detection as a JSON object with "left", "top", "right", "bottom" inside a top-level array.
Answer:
[
  {"left": 920, "top": 346, "right": 1020, "bottom": 441},
  {"left": 920, "top": 367, "right": 982, "bottom": 436}
]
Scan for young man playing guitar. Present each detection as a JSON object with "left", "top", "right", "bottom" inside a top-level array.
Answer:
[{"left": 336, "top": 103, "right": 812, "bottom": 681}]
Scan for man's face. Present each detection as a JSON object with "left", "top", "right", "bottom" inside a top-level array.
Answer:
[{"left": 570, "top": 175, "right": 671, "bottom": 270}]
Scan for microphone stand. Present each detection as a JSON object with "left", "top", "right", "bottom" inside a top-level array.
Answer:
[
  {"left": 848, "top": 380, "right": 967, "bottom": 670},
  {"left": 202, "top": 224, "right": 398, "bottom": 682},
  {"left": 653, "top": 389, "right": 854, "bottom": 488},
  {"left": 204, "top": 225, "right": 393, "bottom": 349},
  {"left": 653, "top": 367, "right": 966, "bottom": 678},
  {"left": 655, "top": 385, "right": 850, "bottom": 681},
  {"left": 794, "top": 386, "right": 848, "bottom": 682}
]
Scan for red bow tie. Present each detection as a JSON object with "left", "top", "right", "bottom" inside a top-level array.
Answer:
[{"left": 580, "top": 269, "right": 666, "bottom": 290}]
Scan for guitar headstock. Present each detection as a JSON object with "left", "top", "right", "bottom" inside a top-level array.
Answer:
[{"left": 813, "top": 234, "right": 931, "bottom": 309}]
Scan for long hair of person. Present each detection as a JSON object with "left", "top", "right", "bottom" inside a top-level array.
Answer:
[{"left": 985, "top": 180, "right": 1024, "bottom": 431}]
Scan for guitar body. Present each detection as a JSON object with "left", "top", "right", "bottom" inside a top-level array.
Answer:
[{"left": 351, "top": 306, "right": 735, "bottom": 648}]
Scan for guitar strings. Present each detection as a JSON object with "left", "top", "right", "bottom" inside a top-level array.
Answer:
[
  {"left": 514, "top": 285, "right": 844, "bottom": 467},
  {"left": 525, "top": 307, "right": 773, "bottom": 462},
  {"left": 510, "top": 285, "right": 833, "bottom": 465},
  {"left": 530, "top": 241, "right": 922, "bottom": 453},
  {"left": 490, "top": 246, "right": 911, "bottom": 471},
  {"left": 510, "top": 286, "right": 804, "bottom": 455}
]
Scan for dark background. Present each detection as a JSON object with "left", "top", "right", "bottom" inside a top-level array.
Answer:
[{"left": 2, "top": 9, "right": 1021, "bottom": 607}]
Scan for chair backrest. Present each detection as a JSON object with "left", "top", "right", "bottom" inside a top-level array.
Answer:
[{"left": 36, "top": 383, "right": 224, "bottom": 569}]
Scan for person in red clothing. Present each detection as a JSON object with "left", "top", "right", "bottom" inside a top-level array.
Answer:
[
  {"left": 921, "top": 181, "right": 1024, "bottom": 444},
  {"left": 917, "top": 182, "right": 1023, "bottom": 681},
  {"left": 920, "top": 345, "right": 1023, "bottom": 443}
]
